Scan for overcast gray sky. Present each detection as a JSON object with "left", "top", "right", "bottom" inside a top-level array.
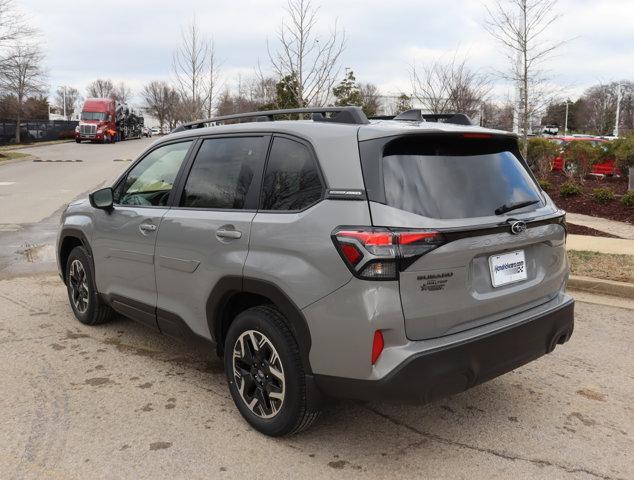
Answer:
[{"left": 19, "top": 0, "right": 634, "bottom": 106}]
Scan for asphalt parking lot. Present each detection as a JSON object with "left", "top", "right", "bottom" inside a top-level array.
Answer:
[
  {"left": 0, "top": 275, "right": 631, "bottom": 480},
  {"left": 0, "top": 141, "right": 632, "bottom": 479}
]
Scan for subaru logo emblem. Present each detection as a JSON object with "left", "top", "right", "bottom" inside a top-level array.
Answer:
[{"left": 510, "top": 221, "right": 527, "bottom": 235}]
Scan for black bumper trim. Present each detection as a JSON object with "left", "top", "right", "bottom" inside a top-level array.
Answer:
[{"left": 314, "top": 299, "right": 574, "bottom": 403}]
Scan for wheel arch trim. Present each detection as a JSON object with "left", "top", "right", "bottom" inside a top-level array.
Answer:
[
  {"left": 58, "top": 228, "right": 94, "bottom": 284},
  {"left": 206, "top": 276, "right": 313, "bottom": 374}
]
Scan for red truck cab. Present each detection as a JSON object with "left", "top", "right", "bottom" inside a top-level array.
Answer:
[{"left": 75, "top": 98, "right": 117, "bottom": 143}]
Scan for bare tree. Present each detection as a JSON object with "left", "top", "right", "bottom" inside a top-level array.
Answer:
[
  {"left": 266, "top": 0, "right": 345, "bottom": 107},
  {"left": 410, "top": 55, "right": 490, "bottom": 117},
  {"left": 0, "top": 42, "right": 47, "bottom": 142},
  {"left": 485, "top": 0, "right": 565, "bottom": 156},
  {"left": 111, "top": 82, "right": 132, "bottom": 104},
  {"left": 359, "top": 83, "right": 380, "bottom": 117},
  {"left": 54, "top": 86, "right": 80, "bottom": 120},
  {"left": 0, "top": 0, "right": 33, "bottom": 52},
  {"left": 173, "top": 19, "right": 209, "bottom": 121},
  {"left": 202, "top": 40, "right": 221, "bottom": 118},
  {"left": 142, "top": 80, "right": 179, "bottom": 130},
  {"left": 86, "top": 78, "right": 115, "bottom": 98}
]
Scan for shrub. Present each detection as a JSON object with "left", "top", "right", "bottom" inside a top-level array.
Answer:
[
  {"left": 592, "top": 187, "right": 615, "bottom": 204},
  {"left": 538, "top": 179, "right": 551, "bottom": 190},
  {"left": 562, "top": 140, "right": 601, "bottom": 182},
  {"left": 560, "top": 182, "right": 582, "bottom": 197},
  {"left": 525, "top": 138, "right": 560, "bottom": 180},
  {"left": 613, "top": 134, "right": 634, "bottom": 176},
  {"left": 622, "top": 190, "right": 634, "bottom": 207}
]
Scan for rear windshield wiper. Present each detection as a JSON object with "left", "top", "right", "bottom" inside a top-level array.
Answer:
[{"left": 495, "top": 199, "right": 540, "bottom": 215}]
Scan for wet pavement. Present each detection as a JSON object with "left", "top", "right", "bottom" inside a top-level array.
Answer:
[{"left": 0, "top": 275, "right": 631, "bottom": 479}]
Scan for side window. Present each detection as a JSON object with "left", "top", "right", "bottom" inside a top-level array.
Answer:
[
  {"left": 260, "top": 137, "right": 323, "bottom": 211},
  {"left": 116, "top": 141, "right": 192, "bottom": 207},
  {"left": 181, "top": 136, "right": 268, "bottom": 209}
]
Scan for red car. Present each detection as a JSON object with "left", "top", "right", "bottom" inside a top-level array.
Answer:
[{"left": 548, "top": 136, "right": 617, "bottom": 175}]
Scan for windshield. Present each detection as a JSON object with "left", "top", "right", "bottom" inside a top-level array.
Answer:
[
  {"left": 81, "top": 111, "right": 107, "bottom": 121},
  {"left": 383, "top": 151, "right": 543, "bottom": 219}
]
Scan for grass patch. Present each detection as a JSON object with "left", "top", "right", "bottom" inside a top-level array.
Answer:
[
  {"left": 568, "top": 250, "right": 634, "bottom": 283},
  {"left": 0, "top": 151, "right": 30, "bottom": 161}
]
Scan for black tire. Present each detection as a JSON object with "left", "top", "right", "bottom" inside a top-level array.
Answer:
[
  {"left": 75, "top": 139, "right": 81, "bottom": 143},
  {"left": 224, "top": 306, "right": 320, "bottom": 436},
  {"left": 65, "top": 246, "right": 113, "bottom": 325}
]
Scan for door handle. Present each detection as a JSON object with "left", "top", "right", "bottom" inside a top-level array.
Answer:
[
  {"left": 139, "top": 223, "right": 157, "bottom": 233},
  {"left": 216, "top": 227, "right": 242, "bottom": 240}
]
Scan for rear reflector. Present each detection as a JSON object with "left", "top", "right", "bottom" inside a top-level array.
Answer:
[{"left": 371, "top": 330, "right": 384, "bottom": 365}]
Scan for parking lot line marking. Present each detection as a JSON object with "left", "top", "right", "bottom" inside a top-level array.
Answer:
[{"left": 0, "top": 181, "right": 16, "bottom": 186}]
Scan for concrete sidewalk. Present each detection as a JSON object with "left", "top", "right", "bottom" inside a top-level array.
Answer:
[
  {"left": 566, "top": 234, "right": 634, "bottom": 255},
  {"left": 566, "top": 212, "right": 634, "bottom": 240}
]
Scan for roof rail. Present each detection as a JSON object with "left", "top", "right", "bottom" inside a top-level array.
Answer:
[
  {"left": 371, "top": 109, "right": 474, "bottom": 126},
  {"left": 172, "top": 106, "right": 369, "bottom": 133}
]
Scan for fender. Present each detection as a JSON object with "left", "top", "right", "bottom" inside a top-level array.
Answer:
[
  {"left": 58, "top": 227, "right": 94, "bottom": 284},
  {"left": 206, "top": 276, "right": 313, "bottom": 374}
]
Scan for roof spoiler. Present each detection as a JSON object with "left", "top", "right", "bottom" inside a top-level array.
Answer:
[{"left": 371, "top": 109, "right": 474, "bottom": 126}]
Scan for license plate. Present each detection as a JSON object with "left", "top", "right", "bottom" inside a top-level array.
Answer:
[{"left": 489, "top": 250, "right": 527, "bottom": 287}]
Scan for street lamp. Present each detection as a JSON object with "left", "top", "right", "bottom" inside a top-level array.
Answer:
[
  {"left": 613, "top": 83, "right": 623, "bottom": 138},
  {"left": 564, "top": 100, "right": 569, "bottom": 136}
]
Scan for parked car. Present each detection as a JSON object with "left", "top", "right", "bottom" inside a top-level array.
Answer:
[
  {"left": 151, "top": 127, "right": 161, "bottom": 136},
  {"left": 547, "top": 136, "right": 617, "bottom": 175},
  {"left": 142, "top": 127, "right": 152, "bottom": 138},
  {"left": 57, "top": 107, "right": 574, "bottom": 436}
]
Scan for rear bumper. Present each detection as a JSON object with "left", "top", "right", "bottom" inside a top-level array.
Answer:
[{"left": 314, "top": 298, "right": 574, "bottom": 403}]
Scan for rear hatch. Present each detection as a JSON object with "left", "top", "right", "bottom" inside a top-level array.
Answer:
[{"left": 359, "top": 132, "right": 568, "bottom": 340}]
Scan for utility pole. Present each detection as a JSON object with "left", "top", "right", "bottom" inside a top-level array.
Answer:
[
  {"left": 613, "top": 84, "right": 623, "bottom": 138},
  {"left": 63, "top": 86, "right": 67, "bottom": 120},
  {"left": 564, "top": 100, "right": 569, "bottom": 136}
]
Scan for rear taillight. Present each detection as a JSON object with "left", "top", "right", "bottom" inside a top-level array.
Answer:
[{"left": 332, "top": 226, "right": 445, "bottom": 280}]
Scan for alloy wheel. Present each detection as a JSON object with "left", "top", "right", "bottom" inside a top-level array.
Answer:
[
  {"left": 232, "top": 330, "right": 285, "bottom": 419},
  {"left": 69, "top": 259, "right": 89, "bottom": 314}
]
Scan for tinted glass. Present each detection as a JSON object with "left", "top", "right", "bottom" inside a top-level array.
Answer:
[
  {"left": 260, "top": 137, "right": 323, "bottom": 211},
  {"left": 117, "top": 141, "right": 192, "bottom": 207},
  {"left": 81, "top": 112, "right": 107, "bottom": 121},
  {"left": 383, "top": 151, "right": 542, "bottom": 219},
  {"left": 181, "top": 137, "right": 267, "bottom": 209}
]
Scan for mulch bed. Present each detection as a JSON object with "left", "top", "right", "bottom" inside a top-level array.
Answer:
[
  {"left": 566, "top": 223, "right": 622, "bottom": 238},
  {"left": 542, "top": 173, "right": 632, "bottom": 224}
]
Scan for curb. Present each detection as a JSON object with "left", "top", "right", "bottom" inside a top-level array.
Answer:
[
  {"left": 568, "top": 275, "right": 634, "bottom": 299},
  {"left": 0, "top": 139, "right": 73, "bottom": 152}
]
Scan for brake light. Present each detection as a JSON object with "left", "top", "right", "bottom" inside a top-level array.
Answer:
[
  {"left": 340, "top": 243, "right": 363, "bottom": 266},
  {"left": 332, "top": 227, "right": 445, "bottom": 280},
  {"left": 371, "top": 330, "right": 384, "bottom": 365},
  {"left": 463, "top": 133, "right": 492, "bottom": 139}
]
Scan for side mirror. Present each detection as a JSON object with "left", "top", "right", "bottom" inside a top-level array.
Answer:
[{"left": 89, "top": 187, "right": 114, "bottom": 210}]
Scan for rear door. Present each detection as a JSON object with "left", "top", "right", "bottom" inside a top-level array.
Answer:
[
  {"left": 154, "top": 135, "right": 269, "bottom": 339},
  {"left": 360, "top": 133, "right": 568, "bottom": 340}
]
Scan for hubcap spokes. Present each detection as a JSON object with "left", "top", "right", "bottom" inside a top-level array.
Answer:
[
  {"left": 233, "top": 330, "right": 285, "bottom": 419},
  {"left": 69, "top": 259, "right": 89, "bottom": 314}
]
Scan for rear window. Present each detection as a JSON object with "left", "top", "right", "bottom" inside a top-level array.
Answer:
[{"left": 381, "top": 136, "right": 542, "bottom": 219}]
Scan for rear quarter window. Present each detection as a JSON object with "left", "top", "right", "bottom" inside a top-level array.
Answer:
[{"left": 260, "top": 137, "right": 323, "bottom": 211}]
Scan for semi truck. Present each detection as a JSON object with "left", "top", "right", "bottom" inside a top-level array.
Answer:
[{"left": 75, "top": 98, "right": 144, "bottom": 143}]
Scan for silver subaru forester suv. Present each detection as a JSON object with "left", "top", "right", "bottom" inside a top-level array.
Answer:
[{"left": 57, "top": 107, "right": 574, "bottom": 436}]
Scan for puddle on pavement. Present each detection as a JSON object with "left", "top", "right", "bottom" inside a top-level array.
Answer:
[{"left": 17, "top": 243, "right": 55, "bottom": 263}]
